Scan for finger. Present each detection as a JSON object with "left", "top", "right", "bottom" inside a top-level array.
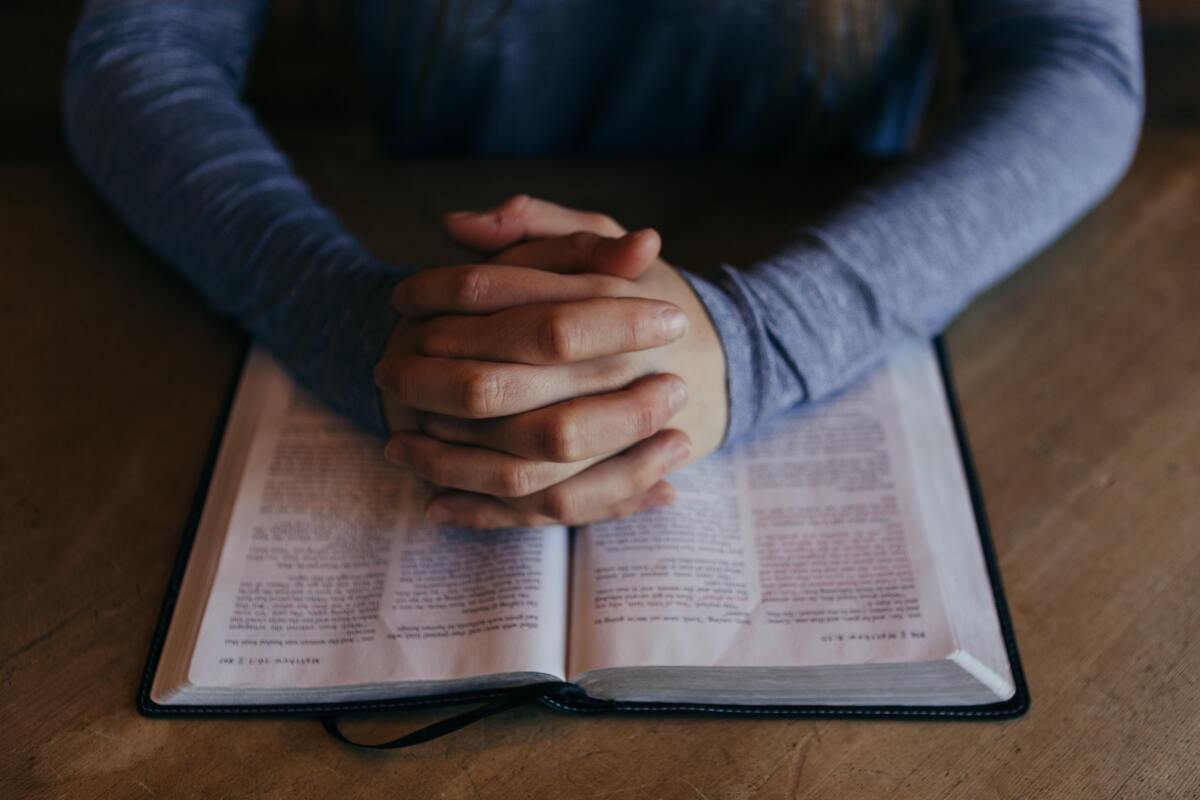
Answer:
[
  {"left": 385, "top": 429, "right": 599, "bottom": 497},
  {"left": 427, "top": 480, "right": 677, "bottom": 531},
  {"left": 485, "top": 429, "right": 691, "bottom": 525},
  {"left": 392, "top": 264, "right": 636, "bottom": 317},
  {"left": 486, "top": 229, "right": 660, "bottom": 280},
  {"left": 597, "top": 479, "right": 678, "bottom": 520},
  {"left": 427, "top": 493, "right": 559, "bottom": 530},
  {"left": 374, "top": 353, "right": 643, "bottom": 419},
  {"left": 418, "top": 373, "right": 689, "bottom": 462},
  {"left": 443, "top": 193, "right": 627, "bottom": 253},
  {"left": 416, "top": 298, "right": 688, "bottom": 365}
]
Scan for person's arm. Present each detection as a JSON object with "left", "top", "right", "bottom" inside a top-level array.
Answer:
[
  {"left": 63, "top": 0, "right": 400, "bottom": 432},
  {"left": 63, "top": 1, "right": 702, "bottom": 528},
  {"left": 683, "top": 0, "right": 1145, "bottom": 446}
]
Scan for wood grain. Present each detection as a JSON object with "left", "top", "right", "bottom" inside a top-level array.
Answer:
[{"left": 3, "top": 124, "right": 1199, "bottom": 798}]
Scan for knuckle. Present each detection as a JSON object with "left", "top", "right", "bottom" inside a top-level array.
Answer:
[
  {"left": 454, "top": 266, "right": 492, "bottom": 309},
  {"left": 631, "top": 458, "right": 662, "bottom": 490},
  {"left": 540, "top": 414, "right": 580, "bottom": 462},
  {"left": 626, "top": 308, "right": 652, "bottom": 346},
  {"left": 461, "top": 368, "right": 505, "bottom": 417},
  {"left": 540, "top": 487, "right": 577, "bottom": 524},
  {"left": 630, "top": 303, "right": 670, "bottom": 345},
  {"left": 630, "top": 398, "right": 662, "bottom": 440},
  {"left": 493, "top": 194, "right": 529, "bottom": 229},
  {"left": 497, "top": 462, "right": 537, "bottom": 498},
  {"left": 535, "top": 312, "right": 579, "bottom": 363},
  {"left": 502, "top": 193, "right": 530, "bottom": 212}
]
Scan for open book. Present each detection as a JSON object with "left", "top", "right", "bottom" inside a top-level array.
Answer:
[{"left": 145, "top": 341, "right": 1025, "bottom": 716}]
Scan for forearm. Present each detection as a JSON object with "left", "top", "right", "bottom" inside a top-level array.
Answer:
[
  {"left": 63, "top": 0, "right": 402, "bottom": 434},
  {"left": 689, "top": 0, "right": 1144, "bottom": 446}
]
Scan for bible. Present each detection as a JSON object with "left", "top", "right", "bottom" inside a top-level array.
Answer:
[{"left": 141, "top": 340, "right": 1027, "bottom": 722}]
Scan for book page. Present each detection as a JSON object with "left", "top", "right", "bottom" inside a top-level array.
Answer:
[
  {"left": 567, "top": 341, "right": 959, "bottom": 678},
  {"left": 172, "top": 350, "right": 567, "bottom": 699}
]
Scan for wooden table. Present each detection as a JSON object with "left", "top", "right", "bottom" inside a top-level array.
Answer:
[{"left": 3, "top": 120, "right": 1200, "bottom": 798}]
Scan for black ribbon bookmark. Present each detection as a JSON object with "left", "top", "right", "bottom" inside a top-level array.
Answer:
[{"left": 320, "top": 682, "right": 567, "bottom": 749}]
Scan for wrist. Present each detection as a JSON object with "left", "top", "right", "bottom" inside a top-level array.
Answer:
[
  {"left": 677, "top": 268, "right": 753, "bottom": 450},
  {"left": 641, "top": 264, "right": 728, "bottom": 462}
]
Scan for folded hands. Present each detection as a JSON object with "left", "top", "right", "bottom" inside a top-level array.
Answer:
[{"left": 374, "top": 194, "right": 728, "bottom": 529}]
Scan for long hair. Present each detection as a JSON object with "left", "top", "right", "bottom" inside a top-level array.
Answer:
[
  {"left": 788, "top": 0, "right": 942, "bottom": 149},
  {"left": 803, "top": 0, "right": 931, "bottom": 84},
  {"left": 274, "top": 0, "right": 942, "bottom": 146}
]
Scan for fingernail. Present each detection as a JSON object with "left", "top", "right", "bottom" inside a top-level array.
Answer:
[
  {"left": 644, "top": 485, "right": 675, "bottom": 509},
  {"left": 446, "top": 210, "right": 475, "bottom": 219},
  {"left": 630, "top": 227, "right": 658, "bottom": 242},
  {"left": 609, "top": 229, "right": 655, "bottom": 252},
  {"left": 385, "top": 440, "right": 408, "bottom": 465},
  {"left": 667, "top": 380, "right": 689, "bottom": 414},
  {"left": 426, "top": 503, "right": 450, "bottom": 523},
  {"left": 667, "top": 438, "right": 691, "bottom": 468},
  {"left": 659, "top": 306, "right": 688, "bottom": 339},
  {"left": 627, "top": 228, "right": 661, "bottom": 255}
]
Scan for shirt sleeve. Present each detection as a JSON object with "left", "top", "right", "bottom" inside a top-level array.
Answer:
[
  {"left": 683, "top": 0, "right": 1145, "bottom": 447},
  {"left": 63, "top": 0, "right": 404, "bottom": 435}
]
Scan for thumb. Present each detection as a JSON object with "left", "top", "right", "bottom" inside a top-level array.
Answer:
[
  {"left": 443, "top": 194, "right": 627, "bottom": 254},
  {"left": 487, "top": 229, "right": 662, "bottom": 281}
]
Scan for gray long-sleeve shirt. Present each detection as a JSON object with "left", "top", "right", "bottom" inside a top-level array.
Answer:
[{"left": 63, "top": 0, "right": 1144, "bottom": 447}]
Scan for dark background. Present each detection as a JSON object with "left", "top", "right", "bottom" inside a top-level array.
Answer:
[{"left": 3, "top": 0, "right": 1197, "bottom": 163}]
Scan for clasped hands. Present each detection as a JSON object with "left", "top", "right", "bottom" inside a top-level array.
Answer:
[{"left": 374, "top": 195, "right": 728, "bottom": 529}]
